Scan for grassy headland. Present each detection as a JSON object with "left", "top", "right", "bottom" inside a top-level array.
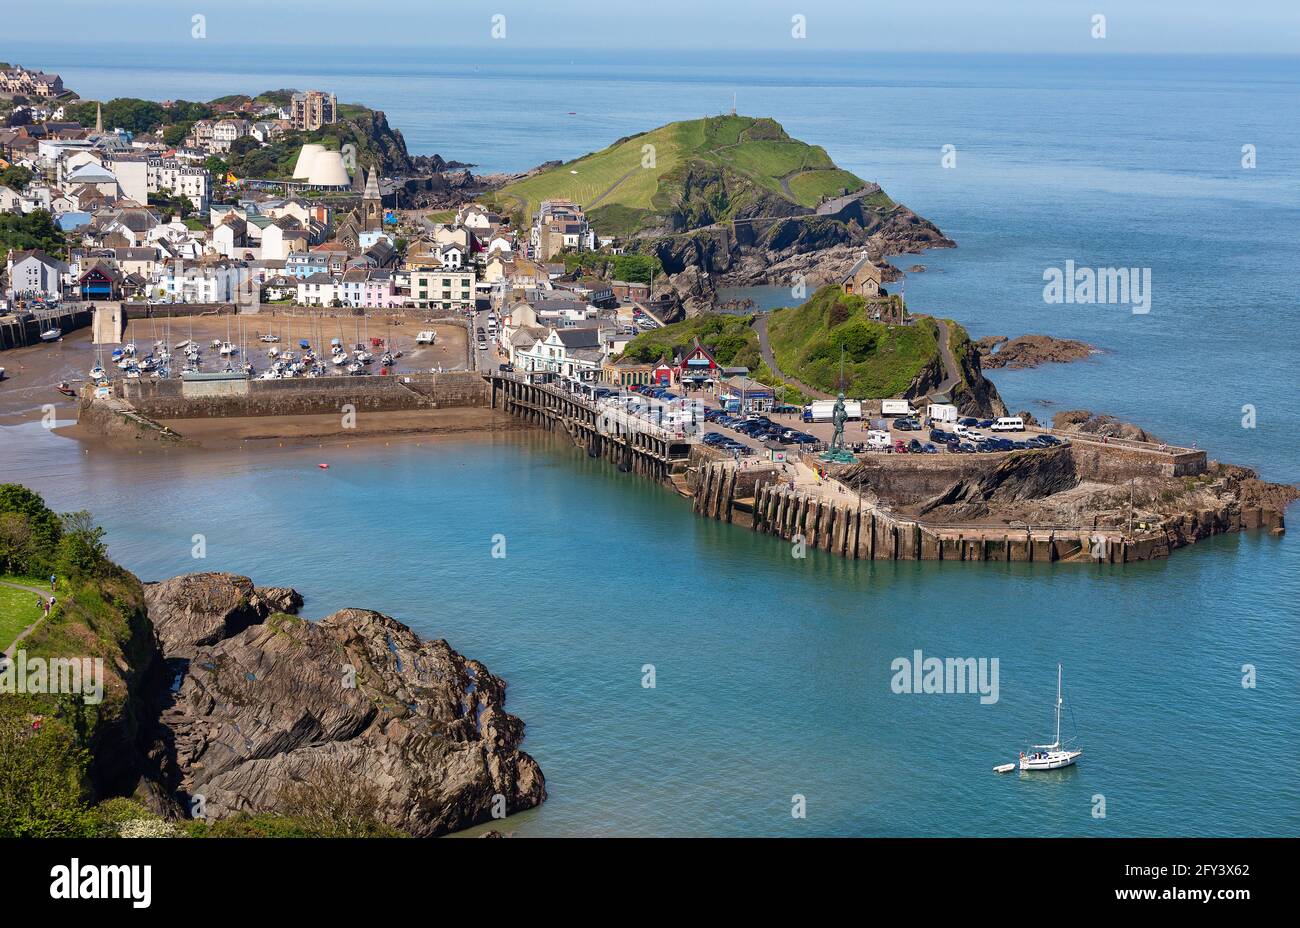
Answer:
[
  {"left": 765, "top": 286, "right": 941, "bottom": 398},
  {"left": 492, "top": 115, "right": 877, "bottom": 237}
]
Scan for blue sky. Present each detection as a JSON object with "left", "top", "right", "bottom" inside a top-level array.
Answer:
[{"left": 5, "top": 0, "right": 1299, "bottom": 53}]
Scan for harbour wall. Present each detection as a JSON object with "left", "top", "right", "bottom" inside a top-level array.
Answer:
[
  {"left": 115, "top": 372, "right": 489, "bottom": 420},
  {"left": 0, "top": 305, "right": 94, "bottom": 349},
  {"left": 692, "top": 460, "right": 1165, "bottom": 563}
]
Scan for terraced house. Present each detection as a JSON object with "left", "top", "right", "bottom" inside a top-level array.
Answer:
[{"left": 408, "top": 268, "right": 476, "bottom": 312}]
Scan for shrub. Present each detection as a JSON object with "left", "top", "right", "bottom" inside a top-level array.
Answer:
[{"left": 0, "top": 699, "right": 95, "bottom": 837}]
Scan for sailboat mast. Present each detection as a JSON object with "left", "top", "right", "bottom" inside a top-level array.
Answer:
[{"left": 1055, "top": 663, "right": 1062, "bottom": 747}]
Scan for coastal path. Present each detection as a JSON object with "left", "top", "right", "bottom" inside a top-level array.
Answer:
[
  {"left": 752, "top": 313, "right": 832, "bottom": 400},
  {"left": 927, "top": 318, "right": 961, "bottom": 397},
  {"left": 1, "top": 578, "right": 56, "bottom": 660}
]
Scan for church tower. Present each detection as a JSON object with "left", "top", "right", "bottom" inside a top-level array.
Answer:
[{"left": 362, "top": 166, "right": 382, "bottom": 232}]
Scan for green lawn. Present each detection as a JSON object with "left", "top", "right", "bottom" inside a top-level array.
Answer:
[
  {"left": 787, "top": 169, "right": 869, "bottom": 207},
  {"left": 493, "top": 115, "right": 870, "bottom": 229},
  {"left": 0, "top": 584, "right": 46, "bottom": 650}
]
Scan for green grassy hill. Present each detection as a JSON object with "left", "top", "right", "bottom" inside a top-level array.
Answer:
[
  {"left": 492, "top": 115, "right": 879, "bottom": 237},
  {"left": 766, "top": 286, "right": 941, "bottom": 398}
]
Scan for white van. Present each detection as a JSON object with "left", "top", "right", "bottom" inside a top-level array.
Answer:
[
  {"left": 867, "top": 429, "right": 891, "bottom": 451},
  {"left": 881, "top": 399, "right": 915, "bottom": 417},
  {"left": 991, "top": 417, "right": 1024, "bottom": 432}
]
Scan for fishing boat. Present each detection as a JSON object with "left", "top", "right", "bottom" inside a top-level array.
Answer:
[
  {"left": 40, "top": 327, "right": 62, "bottom": 341},
  {"left": 57, "top": 381, "right": 76, "bottom": 397},
  {"left": 1019, "top": 665, "right": 1083, "bottom": 771}
]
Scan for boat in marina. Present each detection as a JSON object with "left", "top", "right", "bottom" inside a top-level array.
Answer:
[
  {"left": 40, "top": 327, "right": 62, "bottom": 341},
  {"left": 1019, "top": 664, "right": 1083, "bottom": 771}
]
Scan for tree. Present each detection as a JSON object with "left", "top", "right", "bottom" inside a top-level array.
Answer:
[
  {"left": 162, "top": 121, "right": 192, "bottom": 147},
  {"left": 0, "top": 702, "right": 94, "bottom": 838},
  {"left": 0, "top": 484, "right": 62, "bottom": 574},
  {"left": 0, "top": 164, "right": 32, "bottom": 191},
  {"left": 56, "top": 510, "right": 107, "bottom": 580},
  {"left": 0, "top": 210, "right": 66, "bottom": 257}
]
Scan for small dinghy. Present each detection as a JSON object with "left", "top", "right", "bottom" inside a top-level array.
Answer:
[{"left": 56, "top": 381, "right": 76, "bottom": 397}]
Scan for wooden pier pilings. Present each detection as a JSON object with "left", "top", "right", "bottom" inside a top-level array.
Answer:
[
  {"left": 489, "top": 374, "right": 692, "bottom": 483},
  {"left": 691, "top": 460, "right": 1153, "bottom": 563}
]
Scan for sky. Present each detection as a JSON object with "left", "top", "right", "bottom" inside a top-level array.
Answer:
[{"left": 5, "top": 0, "right": 1300, "bottom": 54}]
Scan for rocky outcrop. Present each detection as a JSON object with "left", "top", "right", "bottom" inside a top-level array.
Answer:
[
  {"left": 143, "top": 572, "right": 544, "bottom": 836},
  {"left": 918, "top": 447, "right": 1079, "bottom": 520},
  {"left": 633, "top": 200, "right": 954, "bottom": 316},
  {"left": 1052, "top": 410, "right": 1158, "bottom": 443},
  {"left": 976, "top": 335, "right": 1096, "bottom": 369},
  {"left": 143, "top": 572, "right": 302, "bottom": 657}
]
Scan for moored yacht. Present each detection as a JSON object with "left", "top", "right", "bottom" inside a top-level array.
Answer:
[{"left": 1019, "top": 664, "right": 1082, "bottom": 771}]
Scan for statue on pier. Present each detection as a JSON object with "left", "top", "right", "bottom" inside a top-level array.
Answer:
[
  {"left": 830, "top": 392, "right": 847, "bottom": 452},
  {"left": 820, "top": 392, "right": 857, "bottom": 463}
]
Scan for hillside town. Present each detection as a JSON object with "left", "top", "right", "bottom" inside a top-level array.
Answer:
[{"left": 0, "top": 67, "right": 697, "bottom": 387}]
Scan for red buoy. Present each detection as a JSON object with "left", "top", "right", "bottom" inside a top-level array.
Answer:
[{"left": 318, "top": 463, "right": 330, "bottom": 469}]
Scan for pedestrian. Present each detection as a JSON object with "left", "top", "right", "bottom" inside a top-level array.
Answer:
[
  {"left": 48, "top": 595, "right": 56, "bottom": 613},
  {"left": 49, "top": 573, "right": 56, "bottom": 591},
  {"left": 36, "top": 594, "right": 44, "bottom": 612}
]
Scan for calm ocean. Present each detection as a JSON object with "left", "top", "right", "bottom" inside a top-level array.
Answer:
[{"left": 3, "top": 45, "right": 1297, "bottom": 835}]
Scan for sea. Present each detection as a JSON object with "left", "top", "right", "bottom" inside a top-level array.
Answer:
[{"left": 2, "top": 44, "right": 1297, "bottom": 836}]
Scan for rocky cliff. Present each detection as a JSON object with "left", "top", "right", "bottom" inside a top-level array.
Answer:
[
  {"left": 639, "top": 201, "right": 954, "bottom": 316},
  {"left": 125, "top": 572, "right": 545, "bottom": 836}
]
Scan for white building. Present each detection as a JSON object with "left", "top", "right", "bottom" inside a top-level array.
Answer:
[
  {"left": 158, "top": 261, "right": 249, "bottom": 303},
  {"left": 146, "top": 159, "right": 212, "bottom": 212},
  {"left": 5, "top": 250, "right": 66, "bottom": 301}
]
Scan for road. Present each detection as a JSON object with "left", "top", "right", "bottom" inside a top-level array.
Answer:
[
  {"left": 751, "top": 313, "right": 832, "bottom": 399},
  {"left": 926, "top": 317, "right": 961, "bottom": 397}
]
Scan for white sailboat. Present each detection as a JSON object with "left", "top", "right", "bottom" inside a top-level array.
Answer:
[{"left": 1019, "top": 664, "right": 1082, "bottom": 771}]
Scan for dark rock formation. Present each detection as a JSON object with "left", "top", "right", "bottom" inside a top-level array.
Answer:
[
  {"left": 918, "top": 446, "right": 1079, "bottom": 520},
  {"left": 633, "top": 200, "right": 954, "bottom": 316},
  {"left": 1052, "top": 410, "right": 1158, "bottom": 443},
  {"left": 144, "top": 572, "right": 544, "bottom": 836},
  {"left": 976, "top": 334, "right": 1096, "bottom": 369}
]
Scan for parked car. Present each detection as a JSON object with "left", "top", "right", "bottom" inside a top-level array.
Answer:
[
  {"left": 894, "top": 440, "right": 909, "bottom": 453},
  {"left": 907, "top": 439, "right": 924, "bottom": 453},
  {"left": 921, "top": 443, "right": 939, "bottom": 454}
]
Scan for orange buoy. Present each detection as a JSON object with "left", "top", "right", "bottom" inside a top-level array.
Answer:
[{"left": 318, "top": 463, "right": 330, "bottom": 469}]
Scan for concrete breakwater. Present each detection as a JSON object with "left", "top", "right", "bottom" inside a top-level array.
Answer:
[{"left": 693, "top": 459, "right": 1163, "bottom": 563}]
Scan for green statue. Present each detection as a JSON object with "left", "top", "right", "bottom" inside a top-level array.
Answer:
[{"left": 829, "top": 392, "right": 847, "bottom": 453}]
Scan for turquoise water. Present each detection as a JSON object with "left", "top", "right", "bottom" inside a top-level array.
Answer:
[
  {"left": 1, "top": 47, "right": 1297, "bottom": 835},
  {"left": 1, "top": 424, "right": 1296, "bottom": 836}
]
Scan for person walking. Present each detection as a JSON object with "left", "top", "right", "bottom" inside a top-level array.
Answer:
[{"left": 49, "top": 573, "right": 56, "bottom": 592}]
